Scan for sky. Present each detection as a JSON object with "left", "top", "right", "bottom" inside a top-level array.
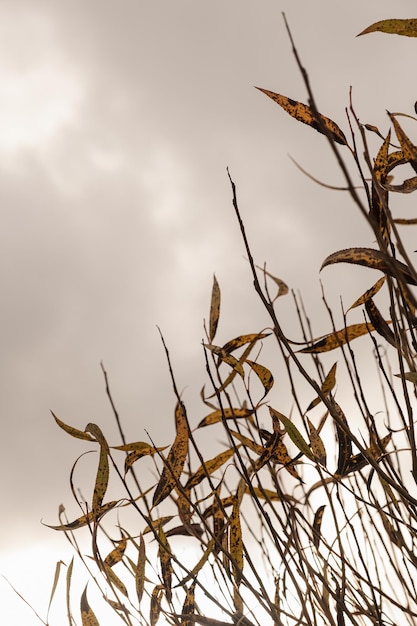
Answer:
[{"left": 1, "top": 1, "right": 417, "bottom": 624}]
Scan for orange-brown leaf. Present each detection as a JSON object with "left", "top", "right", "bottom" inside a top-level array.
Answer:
[
  {"left": 348, "top": 277, "right": 386, "bottom": 311},
  {"left": 198, "top": 407, "right": 254, "bottom": 428},
  {"left": 256, "top": 87, "right": 347, "bottom": 145},
  {"left": 246, "top": 360, "right": 274, "bottom": 397},
  {"left": 321, "top": 247, "right": 417, "bottom": 285},
  {"left": 299, "top": 322, "right": 377, "bottom": 353},
  {"left": 185, "top": 448, "right": 236, "bottom": 489}
]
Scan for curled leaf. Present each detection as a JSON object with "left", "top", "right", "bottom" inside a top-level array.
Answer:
[
  {"left": 358, "top": 19, "right": 417, "bottom": 38},
  {"left": 321, "top": 247, "right": 417, "bottom": 285}
]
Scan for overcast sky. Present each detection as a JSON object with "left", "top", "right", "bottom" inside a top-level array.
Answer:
[{"left": 1, "top": 1, "right": 417, "bottom": 624}]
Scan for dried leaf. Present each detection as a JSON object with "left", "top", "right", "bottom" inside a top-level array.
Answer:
[
  {"left": 307, "top": 418, "right": 327, "bottom": 467},
  {"left": 43, "top": 501, "right": 119, "bottom": 531},
  {"left": 185, "top": 448, "right": 236, "bottom": 489},
  {"left": 209, "top": 274, "right": 221, "bottom": 342},
  {"left": 321, "top": 247, "right": 417, "bottom": 285},
  {"left": 307, "top": 362, "right": 337, "bottom": 409},
  {"left": 383, "top": 176, "right": 417, "bottom": 194},
  {"left": 229, "top": 430, "right": 264, "bottom": 455},
  {"left": 389, "top": 113, "right": 417, "bottom": 173},
  {"left": 124, "top": 445, "right": 168, "bottom": 473},
  {"left": 331, "top": 401, "right": 352, "bottom": 477},
  {"left": 85, "top": 423, "right": 109, "bottom": 517},
  {"left": 256, "top": 87, "right": 347, "bottom": 145},
  {"left": 150, "top": 585, "right": 164, "bottom": 626},
  {"left": 222, "top": 333, "right": 270, "bottom": 354},
  {"left": 230, "top": 496, "right": 243, "bottom": 585},
  {"left": 103, "top": 564, "right": 128, "bottom": 597},
  {"left": 136, "top": 534, "right": 146, "bottom": 604},
  {"left": 80, "top": 585, "right": 100, "bottom": 626},
  {"left": 358, "top": 18, "right": 417, "bottom": 37},
  {"left": 153, "top": 402, "right": 189, "bottom": 507},
  {"left": 158, "top": 527, "right": 173, "bottom": 603},
  {"left": 298, "top": 322, "right": 377, "bottom": 353},
  {"left": 245, "top": 360, "right": 274, "bottom": 397},
  {"left": 312, "top": 505, "right": 326, "bottom": 549},
  {"left": 256, "top": 265, "right": 289, "bottom": 298},
  {"left": 181, "top": 580, "right": 197, "bottom": 626},
  {"left": 198, "top": 407, "right": 254, "bottom": 428},
  {"left": 104, "top": 538, "right": 127, "bottom": 568},
  {"left": 51, "top": 411, "right": 94, "bottom": 441},
  {"left": 348, "top": 277, "right": 386, "bottom": 310},
  {"left": 395, "top": 371, "right": 417, "bottom": 383},
  {"left": 365, "top": 298, "right": 396, "bottom": 347}
]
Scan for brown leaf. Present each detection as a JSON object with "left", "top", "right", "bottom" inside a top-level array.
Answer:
[
  {"left": 299, "top": 322, "right": 376, "bottom": 353},
  {"left": 256, "top": 87, "right": 347, "bottom": 145},
  {"left": 365, "top": 298, "right": 396, "bottom": 347},
  {"left": 185, "top": 448, "right": 236, "bottom": 489},
  {"left": 389, "top": 113, "right": 417, "bottom": 174},
  {"left": 358, "top": 18, "right": 417, "bottom": 38},
  {"left": 348, "top": 277, "right": 386, "bottom": 311},
  {"left": 321, "top": 247, "right": 417, "bottom": 285},
  {"left": 307, "top": 362, "right": 337, "bottom": 410},
  {"left": 312, "top": 505, "right": 326, "bottom": 549},
  {"left": 331, "top": 401, "right": 352, "bottom": 477},
  {"left": 209, "top": 274, "right": 221, "bottom": 342},
  {"left": 153, "top": 402, "right": 189, "bottom": 507},
  {"left": 245, "top": 359, "right": 274, "bottom": 397},
  {"left": 80, "top": 585, "right": 100, "bottom": 626},
  {"left": 197, "top": 407, "right": 254, "bottom": 428},
  {"left": 307, "top": 418, "right": 327, "bottom": 467}
]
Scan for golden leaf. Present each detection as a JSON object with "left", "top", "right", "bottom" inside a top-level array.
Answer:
[
  {"left": 358, "top": 18, "right": 417, "bottom": 38},
  {"left": 256, "top": 87, "right": 347, "bottom": 145}
]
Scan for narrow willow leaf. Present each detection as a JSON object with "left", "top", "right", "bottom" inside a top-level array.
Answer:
[
  {"left": 165, "top": 523, "right": 204, "bottom": 538},
  {"left": 51, "top": 412, "right": 94, "bottom": 441},
  {"left": 198, "top": 407, "right": 254, "bottom": 428},
  {"left": 307, "top": 362, "right": 337, "bottom": 410},
  {"left": 43, "top": 500, "right": 119, "bottom": 531},
  {"left": 389, "top": 113, "right": 417, "bottom": 174},
  {"left": 230, "top": 496, "right": 243, "bottom": 585},
  {"left": 256, "top": 265, "right": 289, "bottom": 299},
  {"left": 332, "top": 401, "right": 352, "bottom": 477},
  {"left": 245, "top": 360, "right": 274, "bottom": 397},
  {"left": 143, "top": 515, "right": 174, "bottom": 535},
  {"left": 158, "top": 527, "right": 173, "bottom": 603},
  {"left": 112, "top": 441, "right": 165, "bottom": 452},
  {"left": 153, "top": 401, "right": 189, "bottom": 507},
  {"left": 365, "top": 298, "right": 396, "bottom": 347},
  {"left": 181, "top": 580, "right": 197, "bottom": 626},
  {"left": 185, "top": 448, "right": 236, "bottom": 489},
  {"left": 358, "top": 18, "right": 417, "bottom": 37},
  {"left": 103, "top": 564, "right": 128, "bottom": 597},
  {"left": 307, "top": 418, "right": 327, "bottom": 467},
  {"left": 85, "top": 423, "right": 109, "bottom": 516},
  {"left": 321, "top": 247, "right": 417, "bottom": 285},
  {"left": 256, "top": 87, "right": 347, "bottom": 145},
  {"left": 312, "top": 505, "right": 326, "bottom": 549},
  {"left": 125, "top": 445, "right": 168, "bottom": 473},
  {"left": 395, "top": 371, "right": 417, "bottom": 383},
  {"left": 47, "top": 560, "right": 65, "bottom": 622},
  {"left": 272, "top": 409, "right": 314, "bottom": 461},
  {"left": 204, "top": 344, "right": 245, "bottom": 377},
  {"left": 150, "top": 585, "right": 164, "bottom": 626},
  {"left": 136, "top": 534, "right": 146, "bottom": 604},
  {"left": 229, "top": 430, "right": 264, "bottom": 455},
  {"left": 209, "top": 274, "right": 221, "bottom": 342},
  {"left": 348, "top": 277, "right": 386, "bottom": 311},
  {"left": 66, "top": 557, "right": 74, "bottom": 626},
  {"left": 299, "top": 322, "right": 378, "bottom": 353},
  {"left": 370, "top": 130, "right": 390, "bottom": 240},
  {"left": 80, "top": 585, "right": 100, "bottom": 626},
  {"left": 178, "top": 539, "right": 215, "bottom": 586},
  {"left": 104, "top": 538, "right": 127, "bottom": 568},
  {"left": 222, "top": 333, "right": 270, "bottom": 354}
]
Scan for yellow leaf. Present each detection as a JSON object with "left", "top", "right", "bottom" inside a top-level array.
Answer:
[
  {"left": 185, "top": 448, "right": 236, "bottom": 489},
  {"left": 103, "top": 564, "right": 128, "bottom": 596},
  {"left": 51, "top": 411, "right": 94, "bottom": 441},
  {"left": 80, "top": 585, "right": 100, "bottom": 626},
  {"left": 197, "top": 407, "right": 254, "bottom": 428},
  {"left": 150, "top": 585, "right": 164, "bottom": 626},
  {"left": 245, "top": 360, "right": 274, "bottom": 397},
  {"left": 299, "top": 322, "right": 378, "bottom": 353},
  {"left": 307, "top": 418, "right": 327, "bottom": 467},
  {"left": 358, "top": 18, "right": 417, "bottom": 38},
  {"left": 85, "top": 423, "right": 109, "bottom": 517},
  {"left": 348, "top": 277, "right": 386, "bottom": 311},
  {"left": 222, "top": 332, "right": 270, "bottom": 354},
  {"left": 209, "top": 274, "right": 221, "bottom": 342},
  {"left": 307, "top": 362, "right": 337, "bottom": 410},
  {"left": 124, "top": 445, "right": 168, "bottom": 474},
  {"left": 229, "top": 430, "right": 264, "bottom": 455},
  {"left": 136, "top": 534, "right": 146, "bottom": 604},
  {"left": 256, "top": 87, "right": 347, "bottom": 145},
  {"left": 158, "top": 527, "right": 173, "bottom": 603},
  {"left": 104, "top": 538, "right": 127, "bottom": 568},
  {"left": 321, "top": 247, "right": 417, "bottom": 285},
  {"left": 181, "top": 580, "right": 196, "bottom": 626},
  {"left": 230, "top": 496, "right": 243, "bottom": 585},
  {"left": 153, "top": 402, "right": 189, "bottom": 507},
  {"left": 43, "top": 501, "right": 119, "bottom": 531}
]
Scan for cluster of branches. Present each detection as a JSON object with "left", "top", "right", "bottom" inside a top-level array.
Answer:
[{"left": 16, "top": 14, "right": 417, "bottom": 626}]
